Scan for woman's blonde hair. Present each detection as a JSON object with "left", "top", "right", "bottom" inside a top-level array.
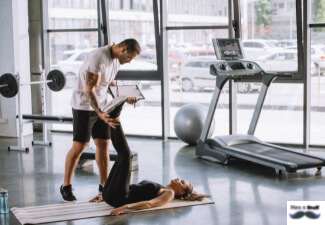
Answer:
[{"left": 175, "top": 184, "right": 210, "bottom": 201}]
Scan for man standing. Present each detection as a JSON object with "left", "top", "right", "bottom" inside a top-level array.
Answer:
[{"left": 60, "top": 39, "right": 141, "bottom": 201}]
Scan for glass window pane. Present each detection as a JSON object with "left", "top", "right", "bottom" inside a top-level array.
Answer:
[
  {"left": 50, "top": 31, "right": 98, "bottom": 66},
  {"left": 168, "top": 29, "right": 229, "bottom": 137},
  {"left": 49, "top": 32, "right": 98, "bottom": 131},
  {"left": 311, "top": 0, "right": 325, "bottom": 23},
  {"left": 167, "top": 0, "right": 228, "bottom": 26},
  {"left": 50, "top": 79, "right": 162, "bottom": 135},
  {"left": 311, "top": 30, "right": 325, "bottom": 145},
  {"left": 241, "top": 0, "right": 297, "bottom": 72},
  {"left": 48, "top": 0, "right": 98, "bottom": 29},
  {"left": 108, "top": 0, "right": 157, "bottom": 71},
  {"left": 117, "top": 80, "right": 162, "bottom": 136},
  {"left": 237, "top": 83, "right": 303, "bottom": 144}
]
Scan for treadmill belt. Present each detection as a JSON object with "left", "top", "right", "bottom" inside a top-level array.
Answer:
[{"left": 232, "top": 143, "right": 324, "bottom": 169}]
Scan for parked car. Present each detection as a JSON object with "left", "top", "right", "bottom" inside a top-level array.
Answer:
[
  {"left": 174, "top": 57, "right": 260, "bottom": 93},
  {"left": 52, "top": 48, "right": 94, "bottom": 88},
  {"left": 119, "top": 60, "right": 158, "bottom": 89},
  {"left": 119, "top": 60, "right": 157, "bottom": 71},
  {"left": 138, "top": 51, "right": 157, "bottom": 64},
  {"left": 53, "top": 49, "right": 158, "bottom": 90},
  {"left": 277, "top": 39, "right": 296, "bottom": 47},
  {"left": 184, "top": 49, "right": 216, "bottom": 58},
  {"left": 285, "top": 44, "right": 325, "bottom": 75},
  {"left": 139, "top": 49, "right": 185, "bottom": 76},
  {"left": 256, "top": 49, "right": 316, "bottom": 75},
  {"left": 242, "top": 39, "right": 282, "bottom": 60},
  {"left": 51, "top": 44, "right": 76, "bottom": 64}
]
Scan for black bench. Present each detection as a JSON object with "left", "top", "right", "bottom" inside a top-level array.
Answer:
[
  {"left": 80, "top": 148, "right": 138, "bottom": 171},
  {"left": 23, "top": 114, "right": 73, "bottom": 123},
  {"left": 22, "top": 114, "right": 138, "bottom": 170}
]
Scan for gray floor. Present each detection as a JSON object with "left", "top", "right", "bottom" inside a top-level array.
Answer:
[{"left": 1, "top": 132, "right": 325, "bottom": 225}]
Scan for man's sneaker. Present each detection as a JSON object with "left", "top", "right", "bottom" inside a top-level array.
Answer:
[
  {"left": 60, "top": 184, "right": 77, "bottom": 202},
  {"left": 98, "top": 184, "right": 104, "bottom": 195}
]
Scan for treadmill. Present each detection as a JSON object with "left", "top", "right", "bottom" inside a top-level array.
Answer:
[{"left": 196, "top": 38, "right": 325, "bottom": 175}]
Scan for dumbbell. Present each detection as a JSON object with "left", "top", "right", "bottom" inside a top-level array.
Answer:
[{"left": 0, "top": 70, "right": 67, "bottom": 98}]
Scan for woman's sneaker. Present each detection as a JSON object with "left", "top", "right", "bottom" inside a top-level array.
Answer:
[{"left": 60, "top": 184, "right": 77, "bottom": 202}]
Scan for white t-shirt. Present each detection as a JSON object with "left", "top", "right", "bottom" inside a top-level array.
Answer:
[{"left": 71, "top": 46, "right": 120, "bottom": 111}]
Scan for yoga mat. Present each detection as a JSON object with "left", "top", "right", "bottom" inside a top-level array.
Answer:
[{"left": 11, "top": 199, "right": 214, "bottom": 224}]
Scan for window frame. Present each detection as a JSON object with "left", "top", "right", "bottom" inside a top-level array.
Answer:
[{"left": 40, "top": 0, "right": 325, "bottom": 148}]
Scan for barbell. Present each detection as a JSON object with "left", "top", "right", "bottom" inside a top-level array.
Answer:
[{"left": 0, "top": 70, "right": 67, "bottom": 98}]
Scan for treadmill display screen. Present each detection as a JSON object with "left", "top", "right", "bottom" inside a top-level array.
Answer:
[{"left": 212, "top": 38, "right": 244, "bottom": 60}]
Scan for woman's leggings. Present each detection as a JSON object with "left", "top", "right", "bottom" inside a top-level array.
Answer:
[{"left": 102, "top": 124, "right": 132, "bottom": 207}]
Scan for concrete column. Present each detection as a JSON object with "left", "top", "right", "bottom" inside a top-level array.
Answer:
[
  {"left": 0, "top": 0, "right": 32, "bottom": 137},
  {"left": 29, "top": 0, "right": 43, "bottom": 131}
]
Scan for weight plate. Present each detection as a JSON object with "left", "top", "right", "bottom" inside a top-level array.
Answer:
[
  {"left": 0, "top": 73, "right": 19, "bottom": 98},
  {"left": 47, "top": 70, "right": 66, "bottom": 91}
]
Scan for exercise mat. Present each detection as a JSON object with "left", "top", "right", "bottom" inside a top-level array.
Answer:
[{"left": 11, "top": 198, "right": 214, "bottom": 224}]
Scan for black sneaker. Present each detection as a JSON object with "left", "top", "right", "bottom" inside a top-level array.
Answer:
[
  {"left": 98, "top": 184, "right": 104, "bottom": 195},
  {"left": 60, "top": 184, "right": 77, "bottom": 202}
]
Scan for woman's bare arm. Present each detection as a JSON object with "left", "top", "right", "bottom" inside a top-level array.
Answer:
[{"left": 110, "top": 189, "right": 174, "bottom": 216}]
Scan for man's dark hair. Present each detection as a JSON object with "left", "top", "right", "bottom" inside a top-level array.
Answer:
[{"left": 117, "top": 38, "right": 141, "bottom": 54}]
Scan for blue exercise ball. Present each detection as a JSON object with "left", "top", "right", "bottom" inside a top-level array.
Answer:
[{"left": 174, "top": 103, "right": 215, "bottom": 145}]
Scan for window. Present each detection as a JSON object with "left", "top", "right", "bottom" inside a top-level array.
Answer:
[
  {"left": 108, "top": 7, "right": 157, "bottom": 70},
  {"left": 120, "top": 0, "right": 124, "bottom": 9},
  {"left": 311, "top": 29, "right": 325, "bottom": 145},
  {"left": 240, "top": 0, "right": 302, "bottom": 144},
  {"left": 49, "top": 32, "right": 98, "bottom": 129},
  {"left": 48, "top": 0, "right": 98, "bottom": 29},
  {"left": 167, "top": 29, "right": 229, "bottom": 137},
  {"left": 286, "top": 53, "right": 296, "bottom": 60},
  {"left": 47, "top": 0, "right": 101, "bottom": 131},
  {"left": 75, "top": 53, "right": 87, "bottom": 61},
  {"left": 237, "top": 83, "right": 303, "bottom": 144},
  {"left": 118, "top": 81, "right": 162, "bottom": 136},
  {"left": 311, "top": 0, "right": 325, "bottom": 23},
  {"left": 108, "top": 0, "right": 160, "bottom": 136},
  {"left": 243, "top": 42, "right": 254, "bottom": 48},
  {"left": 167, "top": 0, "right": 228, "bottom": 26},
  {"left": 255, "top": 43, "right": 264, "bottom": 48}
]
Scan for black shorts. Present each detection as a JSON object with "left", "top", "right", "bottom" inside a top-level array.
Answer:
[{"left": 72, "top": 108, "right": 111, "bottom": 142}]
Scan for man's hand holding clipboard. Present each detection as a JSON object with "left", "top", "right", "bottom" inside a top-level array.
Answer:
[{"left": 102, "top": 85, "right": 145, "bottom": 118}]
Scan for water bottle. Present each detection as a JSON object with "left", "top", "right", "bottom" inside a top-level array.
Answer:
[{"left": 0, "top": 187, "right": 9, "bottom": 214}]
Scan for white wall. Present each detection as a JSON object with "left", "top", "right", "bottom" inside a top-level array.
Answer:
[{"left": 0, "top": 0, "right": 32, "bottom": 137}]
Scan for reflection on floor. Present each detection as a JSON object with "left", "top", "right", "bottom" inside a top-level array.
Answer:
[{"left": 1, "top": 132, "right": 325, "bottom": 225}]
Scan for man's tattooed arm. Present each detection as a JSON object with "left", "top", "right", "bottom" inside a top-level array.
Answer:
[{"left": 85, "top": 71, "right": 102, "bottom": 114}]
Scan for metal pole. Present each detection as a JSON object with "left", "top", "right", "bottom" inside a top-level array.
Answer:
[
  {"left": 32, "top": 68, "right": 52, "bottom": 146},
  {"left": 42, "top": 69, "right": 48, "bottom": 144},
  {"left": 303, "top": 0, "right": 311, "bottom": 148},
  {"left": 8, "top": 81, "right": 29, "bottom": 152}
]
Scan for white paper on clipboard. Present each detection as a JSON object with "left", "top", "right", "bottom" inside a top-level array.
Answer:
[{"left": 108, "top": 85, "right": 145, "bottom": 100}]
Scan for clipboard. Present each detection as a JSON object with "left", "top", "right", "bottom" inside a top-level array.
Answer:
[{"left": 108, "top": 85, "right": 145, "bottom": 100}]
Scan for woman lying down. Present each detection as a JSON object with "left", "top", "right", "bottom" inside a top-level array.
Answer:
[{"left": 89, "top": 125, "right": 209, "bottom": 216}]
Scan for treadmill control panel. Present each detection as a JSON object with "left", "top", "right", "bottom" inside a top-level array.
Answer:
[
  {"left": 212, "top": 38, "right": 244, "bottom": 60},
  {"left": 211, "top": 38, "right": 264, "bottom": 77},
  {"left": 210, "top": 61, "right": 263, "bottom": 76}
]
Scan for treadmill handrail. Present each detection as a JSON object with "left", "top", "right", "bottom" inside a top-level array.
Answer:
[{"left": 199, "top": 75, "right": 230, "bottom": 142}]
